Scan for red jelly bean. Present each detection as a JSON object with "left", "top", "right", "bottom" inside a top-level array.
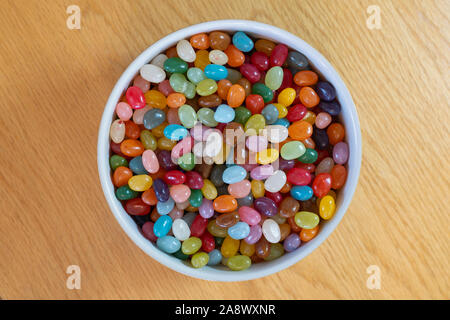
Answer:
[
  {"left": 270, "top": 44, "right": 288, "bottom": 67},
  {"left": 245, "top": 94, "right": 265, "bottom": 114},
  {"left": 286, "top": 104, "right": 307, "bottom": 122},
  {"left": 312, "top": 173, "right": 332, "bottom": 198},
  {"left": 141, "top": 221, "right": 157, "bottom": 242},
  {"left": 110, "top": 141, "right": 127, "bottom": 158},
  {"left": 164, "top": 170, "right": 186, "bottom": 185},
  {"left": 250, "top": 51, "right": 269, "bottom": 71},
  {"left": 191, "top": 215, "right": 208, "bottom": 237},
  {"left": 265, "top": 191, "right": 283, "bottom": 205},
  {"left": 315, "top": 149, "right": 330, "bottom": 165},
  {"left": 126, "top": 86, "right": 146, "bottom": 109},
  {"left": 287, "top": 168, "right": 312, "bottom": 186},
  {"left": 278, "top": 68, "right": 293, "bottom": 92},
  {"left": 240, "top": 64, "right": 261, "bottom": 83},
  {"left": 185, "top": 171, "right": 204, "bottom": 189},
  {"left": 200, "top": 231, "right": 215, "bottom": 253},
  {"left": 124, "top": 198, "right": 150, "bottom": 215}
]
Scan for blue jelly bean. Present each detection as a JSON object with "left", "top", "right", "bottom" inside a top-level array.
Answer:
[
  {"left": 163, "top": 124, "right": 188, "bottom": 141},
  {"left": 157, "top": 235, "right": 181, "bottom": 253},
  {"left": 153, "top": 215, "right": 173, "bottom": 238},
  {"left": 261, "top": 104, "right": 279, "bottom": 125},
  {"left": 290, "top": 185, "right": 313, "bottom": 201},
  {"left": 129, "top": 156, "right": 148, "bottom": 174},
  {"left": 204, "top": 64, "right": 228, "bottom": 81},
  {"left": 153, "top": 178, "right": 170, "bottom": 202},
  {"left": 232, "top": 31, "right": 254, "bottom": 52},
  {"left": 273, "top": 118, "right": 290, "bottom": 128},
  {"left": 228, "top": 222, "right": 250, "bottom": 240},
  {"left": 222, "top": 165, "right": 246, "bottom": 184},
  {"left": 156, "top": 197, "right": 175, "bottom": 215},
  {"left": 214, "top": 104, "right": 235, "bottom": 123},
  {"left": 207, "top": 249, "right": 222, "bottom": 266}
]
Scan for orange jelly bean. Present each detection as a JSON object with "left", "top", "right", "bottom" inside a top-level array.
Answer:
[
  {"left": 217, "top": 79, "right": 232, "bottom": 100},
  {"left": 120, "top": 139, "right": 144, "bottom": 157},
  {"left": 194, "top": 49, "right": 210, "bottom": 70},
  {"left": 300, "top": 225, "right": 319, "bottom": 242},
  {"left": 327, "top": 123, "right": 345, "bottom": 145},
  {"left": 299, "top": 87, "right": 320, "bottom": 108},
  {"left": 166, "top": 46, "right": 178, "bottom": 58},
  {"left": 141, "top": 188, "right": 157, "bottom": 205},
  {"left": 293, "top": 70, "right": 318, "bottom": 86},
  {"left": 330, "top": 164, "right": 347, "bottom": 189},
  {"left": 125, "top": 120, "right": 141, "bottom": 139},
  {"left": 255, "top": 39, "right": 276, "bottom": 56},
  {"left": 166, "top": 92, "right": 186, "bottom": 108},
  {"left": 227, "top": 84, "right": 246, "bottom": 108},
  {"left": 213, "top": 195, "right": 238, "bottom": 213},
  {"left": 145, "top": 90, "right": 166, "bottom": 109},
  {"left": 224, "top": 45, "right": 245, "bottom": 67},
  {"left": 288, "top": 120, "right": 313, "bottom": 140},
  {"left": 113, "top": 166, "right": 133, "bottom": 187},
  {"left": 190, "top": 33, "right": 209, "bottom": 50}
]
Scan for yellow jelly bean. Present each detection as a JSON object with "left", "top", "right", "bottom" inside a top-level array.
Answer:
[
  {"left": 227, "top": 255, "right": 251, "bottom": 271},
  {"left": 144, "top": 89, "right": 166, "bottom": 109},
  {"left": 181, "top": 236, "right": 202, "bottom": 255},
  {"left": 201, "top": 179, "right": 218, "bottom": 200},
  {"left": 221, "top": 236, "right": 240, "bottom": 258},
  {"left": 274, "top": 103, "right": 288, "bottom": 118},
  {"left": 251, "top": 180, "right": 265, "bottom": 198},
  {"left": 194, "top": 49, "right": 210, "bottom": 70},
  {"left": 277, "top": 88, "right": 296, "bottom": 106},
  {"left": 319, "top": 195, "right": 336, "bottom": 220},
  {"left": 151, "top": 122, "right": 168, "bottom": 138},
  {"left": 302, "top": 111, "right": 316, "bottom": 125},
  {"left": 239, "top": 241, "right": 255, "bottom": 257},
  {"left": 191, "top": 252, "right": 209, "bottom": 268},
  {"left": 207, "top": 219, "right": 228, "bottom": 237},
  {"left": 157, "top": 137, "right": 176, "bottom": 150},
  {"left": 256, "top": 148, "right": 279, "bottom": 165},
  {"left": 128, "top": 174, "right": 153, "bottom": 191}
]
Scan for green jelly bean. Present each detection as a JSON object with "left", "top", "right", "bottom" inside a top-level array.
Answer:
[
  {"left": 169, "top": 73, "right": 188, "bottom": 93},
  {"left": 227, "top": 255, "right": 251, "bottom": 271},
  {"left": 264, "top": 243, "right": 285, "bottom": 261},
  {"left": 197, "top": 108, "right": 218, "bottom": 127},
  {"left": 187, "top": 67, "right": 206, "bottom": 85},
  {"left": 181, "top": 236, "right": 202, "bottom": 255},
  {"left": 178, "top": 152, "right": 195, "bottom": 171},
  {"left": 140, "top": 130, "right": 157, "bottom": 150},
  {"left": 294, "top": 211, "right": 320, "bottom": 229},
  {"left": 163, "top": 57, "right": 188, "bottom": 74},
  {"left": 281, "top": 141, "right": 306, "bottom": 160},
  {"left": 297, "top": 148, "right": 318, "bottom": 163},
  {"left": 173, "top": 249, "right": 190, "bottom": 260},
  {"left": 189, "top": 189, "right": 203, "bottom": 207},
  {"left": 265, "top": 66, "right": 283, "bottom": 90},
  {"left": 183, "top": 81, "right": 196, "bottom": 99},
  {"left": 115, "top": 185, "right": 139, "bottom": 200},
  {"left": 110, "top": 154, "right": 128, "bottom": 170},
  {"left": 178, "top": 104, "right": 197, "bottom": 129},
  {"left": 244, "top": 114, "right": 266, "bottom": 135},
  {"left": 191, "top": 252, "right": 209, "bottom": 268},
  {"left": 252, "top": 83, "right": 274, "bottom": 103},
  {"left": 196, "top": 79, "right": 218, "bottom": 96},
  {"left": 234, "top": 107, "right": 252, "bottom": 125}
]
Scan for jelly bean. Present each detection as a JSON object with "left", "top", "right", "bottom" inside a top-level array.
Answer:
[
  {"left": 110, "top": 154, "right": 128, "bottom": 170},
  {"left": 110, "top": 119, "right": 125, "bottom": 143},
  {"left": 197, "top": 199, "right": 213, "bottom": 220},
  {"left": 240, "top": 240, "right": 256, "bottom": 256},
  {"left": 194, "top": 49, "right": 210, "bottom": 70},
  {"left": 280, "top": 141, "right": 306, "bottom": 160},
  {"left": 129, "top": 156, "right": 148, "bottom": 175},
  {"left": 264, "top": 243, "right": 284, "bottom": 261},
  {"left": 262, "top": 218, "right": 281, "bottom": 243},
  {"left": 216, "top": 79, "right": 231, "bottom": 100},
  {"left": 251, "top": 180, "right": 265, "bottom": 198},
  {"left": 145, "top": 90, "right": 166, "bottom": 109},
  {"left": 330, "top": 164, "right": 347, "bottom": 189},
  {"left": 186, "top": 67, "right": 206, "bottom": 85},
  {"left": 287, "top": 168, "right": 311, "bottom": 186},
  {"left": 197, "top": 108, "right": 218, "bottom": 127},
  {"left": 157, "top": 196, "right": 175, "bottom": 215},
  {"left": 226, "top": 84, "right": 245, "bottom": 108},
  {"left": 283, "top": 233, "right": 300, "bottom": 252},
  {"left": 222, "top": 165, "right": 246, "bottom": 184},
  {"left": 224, "top": 45, "right": 245, "bottom": 67},
  {"left": 300, "top": 225, "right": 319, "bottom": 242},
  {"left": 255, "top": 38, "right": 275, "bottom": 55},
  {"left": 153, "top": 178, "right": 170, "bottom": 202},
  {"left": 181, "top": 236, "right": 202, "bottom": 255},
  {"left": 252, "top": 83, "right": 273, "bottom": 103},
  {"left": 157, "top": 235, "right": 181, "bottom": 254},
  {"left": 166, "top": 93, "right": 186, "bottom": 109},
  {"left": 173, "top": 249, "right": 189, "bottom": 260},
  {"left": 294, "top": 211, "right": 319, "bottom": 229},
  {"left": 250, "top": 164, "right": 273, "bottom": 180},
  {"left": 166, "top": 46, "right": 178, "bottom": 58},
  {"left": 315, "top": 81, "right": 336, "bottom": 101},
  {"left": 250, "top": 51, "right": 269, "bottom": 71},
  {"left": 183, "top": 171, "right": 203, "bottom": 190},
  {"left": 255, "top": 237, "right": 271, "bottom": 259},
  {"left": 265, "top": 191, "right": 283, "bottom": 206},
  {"left": 115, "top": 185, "right": 139, "bottom": 200},
  {"left": 125, "top": 198, "right": 150, "bottom": 215},
  {"left": 140, "top": 130, "right": 157, "bottom": 150},
  {"left": 238, "top": 206, "right": 261, "bottom": 226},
  {"left": 312, "top": 173, "right": 332, "bottom": 198},
  {"left": 201, "top": 179, "right": 218, "bottom": 200},
  {"left": 293, "top": 70, "right": 318, "bottom": 87},
  {"left": 245, "top": 94, "right": 264, "bottom": 115},
  {"left": 116, "top": 102, "right": 133, "bottom": 121},
  {"left": 113, "top": 166, "right": 133, "bottom": 187},
  {"left": 214, "top": 104, "right": 235, "bottom": 123},
  {"left": 279, "top": 69, "right": 293, "bottom": 92},
  {"left": 157, "top": 137, "right": 176, "bottom": 150},
  {"left": 244, "top": 114, "right": 266, "bottom": 135},
  {"left": 245, "top": 223, "right": 262, "bottom": 244},
  {"left": 319, "top": 195, "right": 336, "bottom": 220},
  {"left": 262, "top": 125, "right": 289, "bottom": 143},
  {"left": 142, "top": 221, "right": 157, "bottom": 242},
  {"left": 189, "top": 189, "right": 203, "bottom": 207},
  {"left": 133, "top": 75, "right": 150, "bottom": 92},
  {"left": 182, "top": 212, "right": 197, "bottom": 226},
  {"left": 297, "top": 148, "right": 318, "bottom": 164},
  {"left": 133, "top": 105, "right": 151, "bottom": 125},
  {"left": 140, "top": 149, "right": 158, "bottom": 174},
  {"left": 190, "top": 33, "right": 209, "bottom": 50},
  {"left": 175, "top": 152, "right": 193, "bottom": 171},
  {"left": 221, "top": 236, "right": 240, "bottom": 258},
  {"left": 318, "top": 100, "right": 341, "bottom": 116},
  {"left": 270, "top": 44, "right": 288, "bottom": 67},
  {"left": 126, "top": 86, "right": 146, "bottom": 109},
  {"left": 233, "top": 107, "right": 251, "bottom": 126},
  {"left": 286, "top": 104, "right": 307, "bottom": 122},
  {"left": 287, "top": 51, "right": 309, "bottom": 71},
  {"left": 124, "top": 120, "right": 140, "bottom": 139},
  {"left": 288, "top": 121, "right": 313, "bottom": 141},
  {"left": 264, "top": 170, "right": 287, "bottom": 193},
  {"left": 128, "top": 174, "right": 152, "bottom": 192},
  {"left": 261, "top": 104, "right": 279, "bottom": 124},
  {"left": 209, "top": 31, "right": 231, "bottom": 50},
  {"left": 256, "top": 148, "right": 279, "bottom": 165},
  {"left": 151, "top": 53, "right": 168, "bottom": 69},
  {"left": 290, "top": 185, "right": 313, "bottom": 201},
  {"left": 254, "top": 197, "right": 277, "bottom": 217},
  {"left": 333, "top": 141, "right": 349, "bottom": 165},
  {"left": 162, "top": 170, "right": 185, "bottom": 185},
  {"left": 209, "top": 164, "right": 225, "bottom": 187},
  {"left": 278, "top": 88, "right": 296, "bottom": 107},
  {"left": 227, "top": 255, "right": 251, "bottom": 271},
  {"left": 231, "top": 31, "right": 253, "bottom": 52},
  {"left": 299, "top": 87, "right": 320, "bottom": 108},
  {"left": 198, "top": 95, "right": 221, "bottom": 109},
  {"left": 207, "top": 219, "right": 227, "bottom": 238},
  {"left": 190, "top": 214, "right": 208, "bottom": 237},
  {"left": 213, "top": 195, "right": 238, "bottom": 213},
  {"left": 143, "top": 109, "right": 165, "bottom": 130},
  {"left": 196, "top": 79, "right": 218, "bottom": 96},
  {"left": 279, "top": 197, "right": 300, "bottom": 218},
  {"left": 204, "top": 64, "right": 228, "bottom": 81},
  {"left": 176, "top": 39, "right": 196, "bottom": 62},
  {"left": 169, "top": 73, "right": 188, "bottom": 93},
  {"left": 239, "top": 63, "right": 260, "bottom": 83},
  {"left": 315, "top": 112, "right": 332, "bottom": 129},
  {"left": 228, "top": 221, "right": 250, "bottom": 240},
  {"left": 200, "top": 231, "right": 215, "bottom": 252},
  {"left": 140, "top": 64, "right": 166, "bottom": 83},
  {"left": 209, "top": 49, "right": 228, "bottom": 65},
  {"left": 326, "top": 123, "right": 345, "bottom": 146},
  {"left": 226, "top": 68, "right": 242, "bottom": 84},
  {"left": 153, "top": 215, "right": 173, "bottom": 237},
  {"left": 204, "top": 131, "right": 223, "bottom": 158},
  {"left": 207, "top": 249, "right": 222, "bottom": 265},
  {"left": 265, "top": 66, "right": 283, "bottom": 90},
  {"left": 316, "top": 157, "right": 334, "bottom": 175},
  {"left": 142, "top": 188, "right": 157, "bottom": 206},
  {"left": 228, "top": 180, "right": 251, "bottom": 198},
  {"left": 174, "top": 105, "right": 195, "bottom": 129},
  {"left": 169, "top": 184, "right": 191, "bottom": 203}
]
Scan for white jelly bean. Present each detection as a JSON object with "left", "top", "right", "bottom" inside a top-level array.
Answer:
[
  {"left": 150, "top": 53, "right": 168, "bottom": 69},
  {"left": 176, "top": 40, "right": 196, "bottom": 63},
  {"left": 140, "top": 64, "right": 166, "bottom": 83},
  {"left": 262, "top": 125, "right": 289, "bottom": 143},
  {"left": 110, "top": 119, "right": 125, "bottom": 143},
  {"left": 262, "top": 219, "right": 281, "bottom": 243},
  {"left": 209, "top": 50, "right": 228, "bottom": 65},
  {"left": 264, "top": 170, "right": 287, "bottom": 193},
  {"left": 172, "top": 218, "right": 191, "bottom": 241}
]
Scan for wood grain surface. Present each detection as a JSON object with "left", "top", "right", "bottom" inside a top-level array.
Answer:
[{"left": 0, "top": 0, "right": 448, "bottom": 300}]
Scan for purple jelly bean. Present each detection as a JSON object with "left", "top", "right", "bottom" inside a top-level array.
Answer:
[
  {"left": 153, "top": 178, "right": 170, "bottom": 202},
  {"left": 250, "top": 165, "right": 274, "bottom": 180},
  {"left": 157, "top": 150, "right": 177, "bottom": 170},
  {"left": 244, "top": 224, "right": 262, "bottom": 244},
  {"left": 274, "top": 158, "right": 295, "bottom": 171},
  {"left": 253, "top": 197, "right": 277, "bottom": 216},
  {"left": 315, "top": 81, "right": 336, "bottom": 102},
  {"left": 199, "top": 198, "right": 214, "bottom": 219},
  {"left": 283, "top": 233, "right": 301, "bottom": 252},
  {"left": 332, "top": 141, "right": 349, "bottom": 165},
  {"left": 311, "top": 128, "right": 329, "bottom": 150}
]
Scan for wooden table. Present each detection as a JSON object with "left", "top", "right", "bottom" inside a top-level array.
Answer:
[{"left": 0, "top": 0, "right": 448, "bottom": 299}]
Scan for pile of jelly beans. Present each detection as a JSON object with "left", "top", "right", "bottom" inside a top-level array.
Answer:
[{"left": 109, "top": 31, "right": 349, "bottom": 271}]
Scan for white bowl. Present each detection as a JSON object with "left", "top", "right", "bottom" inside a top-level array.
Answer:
[{"left": 97, "top": 20, "right": 362, "bottom": 281}]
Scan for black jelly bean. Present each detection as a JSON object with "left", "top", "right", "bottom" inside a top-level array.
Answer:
[{"left": 318, "top": 100, "right": 341, "bottom": 116}]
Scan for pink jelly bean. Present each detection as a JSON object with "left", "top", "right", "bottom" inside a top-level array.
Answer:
[
  {"left": 333, "top": 141, "right": 349, "bottom": 164},
  {"left": 170, "top": 184, "right": 191, "bottom": 203},
  {"left": 171, "top": 136, "right": 194, "bottom": 161},
  {"left": 126, "top": 86, "right": 146, "bottom": 109},
  {"left": 199, "top": 199, "right": 214, "bottom": 219},
  {"left": 158, "top": 80, "right": 174, "bottom": 96},
  {"left": 116, "top": 102, "right": 133, "bottom": 121},
  {"left": 133, "top": 75, "right": 150, "bottom": 93},
  {"left": 168, "top": 206, "right": 184, "bottom": 220},
  {"left": 246, "top": 135, "right": 268, "bottom": 152},
  {"left": 167, "top": 108, "right": 181, "bottom": 124},
  {"left": 141, "top": 221, "right": 157, "bottom": 242},
  {"left": 244, "top": 224, "right": 262, "bottom": 244},
  {"left": 250, "top": 165, "right": 274, "bottom": 180},
  {"left": 228, "top": 179, "right": 251, "bottom": 198},
  {"left": 238, "top": 206, "right": 262, "bottom": 226},
  {"left": 315, "top": 112, "right": 332, "bottom": 129},
  {"left": 142, "top": 149, "right": 159, "bottom": 174}
]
